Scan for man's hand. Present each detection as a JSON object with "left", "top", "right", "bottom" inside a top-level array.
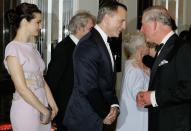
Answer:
[
  {"left": 136, "top": 91, "right": 152, "bottom": 107},
  {"left": 103, "top": 107, "right": 119, "bottom": 125}
]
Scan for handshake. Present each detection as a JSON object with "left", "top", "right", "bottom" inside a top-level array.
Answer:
[
  {"left": 40, "top": 106, "right": 52, "bottom": 124},
  {"left": 136, "top": 91, "right": 152, "bottom": 107}
]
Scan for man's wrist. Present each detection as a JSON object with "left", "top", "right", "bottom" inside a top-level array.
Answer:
[
  {"left": 111, "top": 105, "right": 120, "bottom": 115},
  {"left": 150, "top": 91, "right": 158, "bottom": 107}
]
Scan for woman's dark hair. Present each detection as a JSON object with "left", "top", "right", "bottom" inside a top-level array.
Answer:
[{"left": 6, "top": 2, "right": 41, "bottom": 37}]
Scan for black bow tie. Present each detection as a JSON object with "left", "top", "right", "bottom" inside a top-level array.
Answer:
[{"left": 155, "top": 43, "right": 164, "bottom": 52}]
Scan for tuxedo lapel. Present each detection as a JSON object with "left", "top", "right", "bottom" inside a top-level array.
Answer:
[
  {"left": 91, "top": 28, "right": 114, "bottom": 73},
  {"left": 149, "top": 34, "right": 178, "bottom": 90}
]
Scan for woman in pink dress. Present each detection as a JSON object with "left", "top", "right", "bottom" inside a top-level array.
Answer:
[{"left": 4, "top": 3, "right": 58, "bottom": 131}]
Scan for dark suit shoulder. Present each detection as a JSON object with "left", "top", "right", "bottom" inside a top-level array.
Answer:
[
  {"left": 79, "top": 31, "right": 96, "bottom": 44},
  {"left": 170, "top": 36, "right": 191, "bottom": 56},
  {"left": 76, "top": 32, "right": 99, "bottom": 51},
  {"left": 73, "top": 32, "right": 103, "bottom": 66},
  {"left": 51, "top": 36, "right": 75, "bottom": 57},
  {"left": 55, "top": 36, "right": 76, "bottom": 49},
  {"left": 176, "top": 39, "right": 191, "bottom": 57},
  {"left": 78, "top": 28, "right": 103, "bottom": 47},
  {"left": 47, "top": 36, "right": 75, "bottom": 76}
]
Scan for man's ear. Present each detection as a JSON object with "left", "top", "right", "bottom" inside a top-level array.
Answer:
[{"left": 102, "top": 14, "right": 110, "bottom": 25}]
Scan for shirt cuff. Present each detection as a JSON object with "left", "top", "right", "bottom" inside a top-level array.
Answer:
[
  {"left": 111, "top": 104, "right": 119, "bottom": 108},
  {"left": 150, "top": 91, "right": 158, "bottom": 107},
  {"left": 111, "top": 104, "right": 120, "bottom": 113}
]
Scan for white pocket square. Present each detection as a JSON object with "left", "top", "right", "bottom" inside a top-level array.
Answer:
[{"left": 158, "top": 60, "right": 168, "bottom": 66}]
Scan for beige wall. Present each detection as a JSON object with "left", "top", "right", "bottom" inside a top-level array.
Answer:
[
  {"left": 77, "top": 0, "right": 99, "bottom": 16},
  {"left": 51, "top": 0, "right": 59, "bottom": 41},
  {"left": 120, "top": 0, "right": 138, "bottom": 33},
  {"left": 184, "top": 0, "right": 191, "bottom": 28}
]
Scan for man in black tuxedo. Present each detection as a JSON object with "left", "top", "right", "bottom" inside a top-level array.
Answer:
[
  {"left": 136, "top": 6, "right": 191, "bottom": 131},
  {"left": 45, "top": 11, "right": 95, "bottom": 131},
  {"left": 142, "top": 17, "right": 177, "bottom": 69},
  {"left": 63, "top": 2, "right": 127, "bottom": 131}
]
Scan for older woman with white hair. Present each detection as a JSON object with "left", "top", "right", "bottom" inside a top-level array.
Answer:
[{"left": 116, "top": 32, "right": 150, "bottom": 131}]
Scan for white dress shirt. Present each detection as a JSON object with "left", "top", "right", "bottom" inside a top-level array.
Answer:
[{"left": 69, "top": 34, "right": 79, "bottom": 45}]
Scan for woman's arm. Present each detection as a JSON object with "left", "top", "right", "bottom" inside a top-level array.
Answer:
[
  {"left": 44, "top": 81, "right": 58, "bottom": 120},
  {"left": 7, "top": 56, "right": 51, "bottom": 123}
]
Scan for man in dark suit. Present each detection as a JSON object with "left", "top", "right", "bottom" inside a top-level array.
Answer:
[
  {"left": 136, "top": 6, "right": 191, "bottom": 131},
  {"left": 45, "top": 11, "right": 95, "bottom": 131},
  {"left": 63, "top": 2, "right": 127, "bottom": 131}
]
